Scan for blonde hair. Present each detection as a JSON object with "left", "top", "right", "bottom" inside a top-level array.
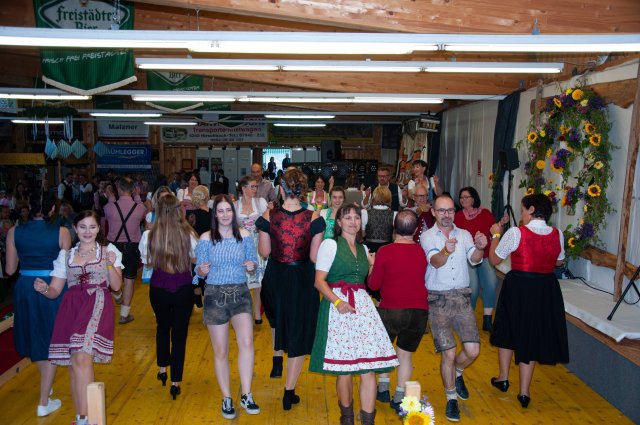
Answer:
[
  {"left": 147, "top": 194, "right": 197, "bottom": 274},
  {"left": 191, "top": 185, "right": 209, "bottom": 208},
  {"left": 372, "top": 186, "right": 392, "bottom": 207}
]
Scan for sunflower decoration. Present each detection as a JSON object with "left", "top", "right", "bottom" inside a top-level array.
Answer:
[
  {"left": 571, "top": 89, "right": 584, "bottom": 100},
  {"left": 515, "top": 84, "right": 612, "bottom": 258},
  {"left": 589, "top": 134, "right": 602, "bottom": 146},
  {"left": 587, "top": 184, "right": 602, "bottom": 197},
  {"left": 405, "top": 411, "right": 433, "bottom": 425},
  {"left": 399, "top": 395, "right": 436, "bottom": 425},
  {"left": 584, "top": 122, "right": 596, "bottom": 134}
]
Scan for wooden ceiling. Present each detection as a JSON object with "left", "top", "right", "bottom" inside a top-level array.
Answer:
[{"left": 1, "top": 0, "right": 639, "bottom": 120}]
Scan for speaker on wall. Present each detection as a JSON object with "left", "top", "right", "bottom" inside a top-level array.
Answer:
[
  {"left": 321, "top": 140, "right": 341, "bottom": 162},
  {"left": 499, "top": 148, "right": 520, "bottom": 171}
]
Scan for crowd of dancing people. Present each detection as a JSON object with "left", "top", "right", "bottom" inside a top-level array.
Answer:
[{"left": 2, "top": 160, "right": 569, "bottom": 424}]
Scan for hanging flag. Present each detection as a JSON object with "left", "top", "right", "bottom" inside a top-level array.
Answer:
[
  {"left": 34, "top": 0, "right": 136, "bottom": 95},
  {"left": 145, "top": 71, "right": 206, "bottom": 113}
]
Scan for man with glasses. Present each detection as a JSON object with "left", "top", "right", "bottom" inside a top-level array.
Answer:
[
  {"left": 363, "top": 165, "right": 406, "bottom": 211},
  {"left": 420, "top": 194, "right": 488, "bottom": 422}
]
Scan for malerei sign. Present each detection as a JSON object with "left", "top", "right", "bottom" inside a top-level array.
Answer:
[{"left": 34, "top": 0, "right": 136, "bottom": 95}]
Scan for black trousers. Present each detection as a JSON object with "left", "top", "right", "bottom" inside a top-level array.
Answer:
[{"left": 149, "top": 284, "right": 194, "bottom": 382}]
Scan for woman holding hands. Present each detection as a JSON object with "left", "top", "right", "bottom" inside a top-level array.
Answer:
[
  {"left": 33, "top": 210, "right": 123, "bottom": 425},
  {"left": 310, "top": 204, "right": 398, "bottom": 425},
  {"left": 194, "top": 194, "right": 260, "bottom": 420}
]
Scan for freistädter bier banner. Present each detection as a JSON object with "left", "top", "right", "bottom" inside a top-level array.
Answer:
[
  {"left": 34, "top": 0, "right": 136, "bottom": 95},
  {"left": 145, "top": 71, "right": 204, "bottom": 113}
]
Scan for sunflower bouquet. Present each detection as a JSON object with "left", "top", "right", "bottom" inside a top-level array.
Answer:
[{"left": 398, "top": 395, "right": 435, "bottom": 425}]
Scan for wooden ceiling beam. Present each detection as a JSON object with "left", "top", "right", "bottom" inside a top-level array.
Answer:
[{"left": 130, "top": 0, "right": 640, "bottom": 34}]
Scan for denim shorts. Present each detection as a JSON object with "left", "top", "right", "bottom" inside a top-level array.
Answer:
[
  {"left": 428, "top": 288, "right": 480, "bottom": 352},
  {"left": 203, "top": 284, "right": 252, "bottom": 325}
]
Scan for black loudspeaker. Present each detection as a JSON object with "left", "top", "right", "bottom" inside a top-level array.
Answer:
[
  {"left": 500, "top": 148, "right": 520, "bottom": 171},
  {"left": 321, "top": 140, "right": 341, "bottom": 162}
]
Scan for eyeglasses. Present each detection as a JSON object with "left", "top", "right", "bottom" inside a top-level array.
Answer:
[
  {"left": 246, "top": 185, "right": 258, "bottom": 189},
  {"left": 435, "top": 208, "right": 455, "bottom": 215},
  {"left": 414, "top": 194, "right": 427, "bottom": 198}
]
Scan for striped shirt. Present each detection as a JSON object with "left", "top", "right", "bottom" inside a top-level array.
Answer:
[{"left": 194, "top": 236, "right": 257, "bottom": 285}]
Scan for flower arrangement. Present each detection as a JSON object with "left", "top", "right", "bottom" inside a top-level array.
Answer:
[
  {"left": 518, "top": 84, "right": 614, "bottom": 258},
  {"left": 398, "top": 395, "right": 435, "bottom": 425}
]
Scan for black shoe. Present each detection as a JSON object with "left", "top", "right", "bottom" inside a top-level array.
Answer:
[
  {"left": 482, "top": 315, "right": 493, "bottom": 332},
  {"left": 170, "top": 385, "right": 181, "bottom": 400},
  {"left": 445, "top": 399, "right": 460, "bottom": 422},
  {"left": 490, "top": 377, "right": 510, "bottom": 392},
  {"left": 157, "top": 371, "right": 167, "bottom": 386},
  {"left": 240, "top": 393, "right": 260, "bottom": 415},
  {"left": 517, "top": 394, "right": 531, "bottom": 408},
  {"left": 194, "top": 293, "right": 203, "bottom": 308},
  {"left": 376, "top": 390, "right": 390, "bottom": 403},
  {"left": 455, "top": 375, "right": 469, "bottom": 400},
  {"left": 221, "top": 397, "right": 236, "bottom": 419},
  {"left": 283, "top": 388, "right": 300, "bottom": 410},
  {"left": 270, "top": 356, "right": 283, "bottom": 378},
  {"left": 389, "top": 399, "right": 401, "bottom": 414},
  {"left": 254, "top": 319, "right": 263, "bottom": 325}
]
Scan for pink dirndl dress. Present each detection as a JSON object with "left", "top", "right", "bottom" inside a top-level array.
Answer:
[{"left": 49, "top": 247, "right": 115, "bottom": 365}]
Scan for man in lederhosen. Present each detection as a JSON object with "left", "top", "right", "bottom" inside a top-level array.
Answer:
[{"left": 104, "top": 177, "right": 147, "bottom": 324}]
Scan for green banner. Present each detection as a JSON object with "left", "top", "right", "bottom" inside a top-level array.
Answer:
[
  {"left": 34, "top": 0, "right": 136, "bottom": 95},
  {"left": 145, "top": 71, "right": 206, "bottom": 113}
]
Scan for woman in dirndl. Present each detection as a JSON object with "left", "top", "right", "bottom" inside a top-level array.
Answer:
[
  {"left": 310, "top": 204, "right": 399, "bottom": 425},
  {"left": 33, "top": 210, "right": 123, "bottom": 425},
  {"left": 235, "top": 175, "right": 268, "bottom": 324},
  {"left": 488, "top": 194, "right": 569, "bottom": 408}
]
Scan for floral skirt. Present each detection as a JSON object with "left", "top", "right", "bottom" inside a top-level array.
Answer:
[{"left": 309, "top": 287, "right": 398, "bottom": 374}]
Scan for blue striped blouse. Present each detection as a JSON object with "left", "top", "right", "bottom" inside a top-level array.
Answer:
[{"left": 194, "top": 236, "right": 258, "bottom": 285}]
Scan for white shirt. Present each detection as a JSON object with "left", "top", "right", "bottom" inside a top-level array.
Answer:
[
  {"left": 495, "top": 220, "right": 565, "bottom": 261},
  {"left": 51, "top": 243, "right": 124, "bottom": 278},
  {"left": 138, "top": 230, "right": 198, "bottom": 265},
  {"left": 316, "top": 239, "right": 369, "bottom": 272},
  {"left": 420, "top": 223, "right": 481, "bottom": 291}
]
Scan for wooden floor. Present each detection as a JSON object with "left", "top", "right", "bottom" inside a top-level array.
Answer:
[{"left": 0, "top": 278, "right": 634, "bottom": 425}]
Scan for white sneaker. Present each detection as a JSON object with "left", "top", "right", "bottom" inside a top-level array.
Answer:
[
  {"left": 37, "top": 398, "right": 61, "bottom": 417},
  {"left": 75, "top": 415, "right": 89, "bottom": 425}
]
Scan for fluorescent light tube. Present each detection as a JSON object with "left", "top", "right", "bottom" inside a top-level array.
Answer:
[
  {"left": 353, "top": 97, "right": 443, "bottom": 104},
  {"left": 132, "top": 95, "right": 236, "bottom": 102},
  {"left": 136, "top": 58, "right": 279, "bottom": 71},
  {"left": 0, "top": 93, "right": 90, "bottom": 100},
  {"left": 144, "top": 121, "right": 197, "bottom": 126},
  {"left": 265, "top": 114, "right": 335, "bottom": 119},
  {"left": 424, "top": 65, "right": 563, "bottom": 73},
  {"left": 192, "top": 41, "right": 436, "bottom": 55},
  {"left": 281, "top": 65, "right": 421, "bottom": 72},
  {"left": 90, "top": 112, "right": 162, "bottom": 118},
  {"left": 12, "top": 119, "right": 65, "bottom": 124},
  {"left": 240, "top": 97, "right": 353, "bottom": 104},
  {"left": 273, "top": 123, "right": 327, "bottom": 127}
]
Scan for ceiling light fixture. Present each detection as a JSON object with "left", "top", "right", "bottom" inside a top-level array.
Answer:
[
  {"left": 90, "top": 112, "right": 163, "bottom": 118},
  {"left": 353, "top": 96, "right": 443, "bottom": 104},
  {"left": 1, "top": 28, "right": 639, "bottom": 53},
  {"left": 0, "top": 90, "right": 90, "bottom": 100},
  {"left": 144, "top": 121, "right": 197, "bottom": 126},
  {"left": 265, "top": 114, "right": 335, "bottom": 119},
  {"left": 273, "top": 123, "right": 327, "bottom": 127},
  {"left": 132, "top": 94, "right": 236, "bottom": 102},
  {"left": 137, "top": 58, "right": 563, "bottom": 74},
  {"left": 12, "top": 119, "right": 65, "bottom": 124}
]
